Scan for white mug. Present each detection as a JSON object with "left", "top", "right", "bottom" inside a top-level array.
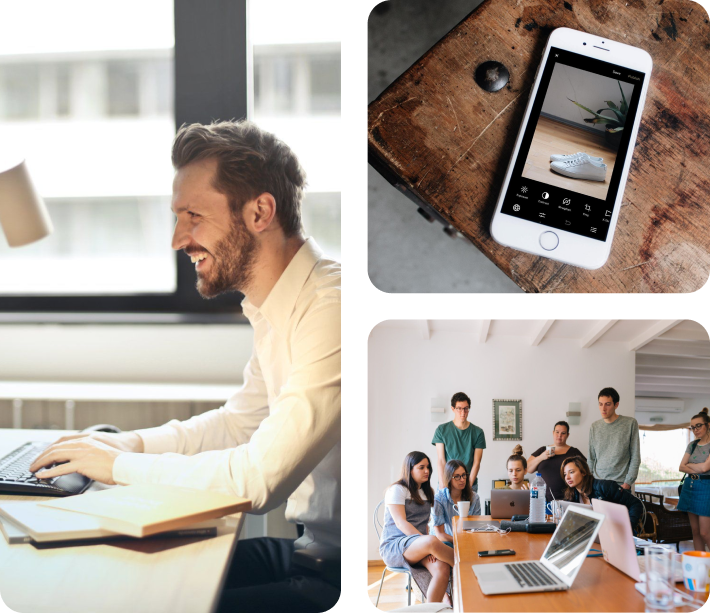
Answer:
[
  {"left": 546, "top": 445, "right": 555, "bottom": 456},
  {"left": 453, "top": 501, "right": 471, "bottom": 518}
]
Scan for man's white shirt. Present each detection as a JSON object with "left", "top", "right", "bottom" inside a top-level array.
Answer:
[{"left": 113, "top": 238, "right": 341, "bottom": 549}]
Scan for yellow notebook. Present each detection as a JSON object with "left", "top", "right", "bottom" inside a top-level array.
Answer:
[{"left": 40, "top": 484, "right": 251, "bottom": 538}]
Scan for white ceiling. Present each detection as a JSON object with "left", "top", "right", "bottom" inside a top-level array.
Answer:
[{"left": 376, "top": 320, "right": 710, "bottom": 399}]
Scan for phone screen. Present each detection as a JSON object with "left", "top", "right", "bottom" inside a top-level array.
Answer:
[{"left": 500, "top": 47, "right": 646, "bottom": 242}]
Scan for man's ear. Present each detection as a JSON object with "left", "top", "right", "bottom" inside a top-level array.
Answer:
[{"left": 243, "top": 192, "right": 277, "bottom": 233}]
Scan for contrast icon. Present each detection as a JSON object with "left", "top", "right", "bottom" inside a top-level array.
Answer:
[{"left": 542, "top": 192, "right": 549, "bottom": 200}]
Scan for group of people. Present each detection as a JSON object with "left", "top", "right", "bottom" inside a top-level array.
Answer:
[{"left": 379, "top": 388, "right": 710, "bottom": 604}]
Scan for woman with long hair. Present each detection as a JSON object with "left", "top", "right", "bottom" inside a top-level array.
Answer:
[
  {"left": 432, "top": 459, "right": 482, "bottom": 545},
  {"left": 561, "top": 456, "right": 643, "bottom": 533},
  {"left": 379, "top": 451, "right": 454, "bottom": 604},
  {"left": 677, "top": 408, "right": 710, "bottom": 552}
]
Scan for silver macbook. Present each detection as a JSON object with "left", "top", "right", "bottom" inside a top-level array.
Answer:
[
  {"left": 490, "top": 489, "right": 530, "bottom": 519},
  {"left": 472, "top": 506, "right": 605, "bottom": 595}
]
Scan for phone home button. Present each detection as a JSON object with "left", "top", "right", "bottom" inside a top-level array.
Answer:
[{"left": 539, "top": 231, "right": 559, "bottom": 251}]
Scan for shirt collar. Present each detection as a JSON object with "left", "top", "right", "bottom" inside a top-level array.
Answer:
[{"left": 241, "top": 238, "right": 323, "bottom": 333}]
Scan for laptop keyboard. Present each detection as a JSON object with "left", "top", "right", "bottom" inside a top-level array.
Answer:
[{"left": 506, "top": 562, "right": 562, "bottom": 588}]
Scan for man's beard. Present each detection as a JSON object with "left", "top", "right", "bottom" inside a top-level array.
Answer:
[{"left": 196, "top": 216, "right": 258, "bottom": 299}]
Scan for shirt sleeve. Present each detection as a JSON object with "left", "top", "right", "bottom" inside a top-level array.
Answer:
[
  {"left": 431, "top": 491, "right": 445, "bottom": 526},
  {"left": 471, "top": 493, "right": 482, "bottom": 516},
  {"left": 474, "top": 427, "right": 486, "bottom": 450},
  {"left": 531, "top": 446, "right": 545, "bottom": 458},
  {"left": 122, "top": 347, "right": 270, "bottom": 458},
  {"left": 113, "top": 300, "right": 340, "bottom": 515},
  {"left": 386, "top": 484, "right": 408, "bottom": 505},
  {"left": 625, "top": 419, "right": 641, "bottom": 485},
  {"left": 432, "top": 424, "right": 445, "bottom": 446},
  {"left": 574, "top": 447, "right": 587, "bottom": 462},
  {"left": 588, "top": 427, "right": 597, "bottom": 476}
]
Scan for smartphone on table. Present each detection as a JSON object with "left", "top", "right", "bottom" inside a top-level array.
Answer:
[
  {"left": 490, "top": 27, "right": 652, "bottom": 269},
  {"left": 478, "top": 550, "right": 516, "bottom": 557}
]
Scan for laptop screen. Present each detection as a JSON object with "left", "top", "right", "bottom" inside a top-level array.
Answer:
[{"left": 542, "top": 511, "right": 601, "bottom": 578}]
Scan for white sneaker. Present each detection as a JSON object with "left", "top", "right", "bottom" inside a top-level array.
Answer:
[
  {"left": 550, "top": 152, "right": 603, "bottom": 163},
  {"left": 550, "top": 157, "right": 607, "bottom": 181}
]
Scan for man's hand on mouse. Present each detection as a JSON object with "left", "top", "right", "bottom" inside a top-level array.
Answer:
[{"left": 28, "top": 436, "right": 139, "bottom": 485}]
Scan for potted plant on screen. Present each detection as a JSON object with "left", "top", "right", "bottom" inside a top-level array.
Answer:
[{"left": 568, "top": 81, "right": 628, "bottom": 150}]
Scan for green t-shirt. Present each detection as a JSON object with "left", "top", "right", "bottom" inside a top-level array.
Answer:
[{"left": 432, "top": 421, "right": 486, "bottom": 486}]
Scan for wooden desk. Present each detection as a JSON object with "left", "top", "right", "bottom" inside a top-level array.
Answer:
[
  {"left": 452, "top": 516, "right": 707, "bottom": 612},
  {"left": 0, "top": 429, "right": 243, "bottom": 613},
  {"left": 368, "top": 0, "right": 710, "bottom": 293}
]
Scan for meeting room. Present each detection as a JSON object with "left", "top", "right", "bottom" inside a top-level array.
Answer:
[
  {"left": 368, "top": 319, "right": 710, "bottom": 612},
  {"left": 0, "top": 2, "right": 341, "bottom": 612}
]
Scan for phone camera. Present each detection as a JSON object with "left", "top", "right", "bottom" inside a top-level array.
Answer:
[{"left": 583, "top": 42, "right": 586, "bottom": 45}]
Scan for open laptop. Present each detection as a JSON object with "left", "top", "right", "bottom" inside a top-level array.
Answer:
[
  {"left": 591, "top": 499, "right": 641, "bottom": 581},
  {"left": 472, "top": 506, "right": 605, "bottom": 595},
  {"left": 490, "top": 489, "right": 530, "bottom": 519},
  {"left": 592, "top": 499, "right": 683, "bottom": 583}
]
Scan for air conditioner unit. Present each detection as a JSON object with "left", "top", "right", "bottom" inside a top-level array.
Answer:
[{"left": 635, "top": 398, "right": 685, "bottom": 413}]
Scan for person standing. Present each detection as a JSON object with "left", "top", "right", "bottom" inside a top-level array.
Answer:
[
  {"left": 527, "top": 421, "right": 586, "bottom": 503},
  {"left": 677, "top": 409, "right": 710, "bottom": 552},
  {"left": 432, "top": 392, "right": 486, "bottom": 492},
  {"left": 588, "top": 387, "right": 640, "bottom": 491}
]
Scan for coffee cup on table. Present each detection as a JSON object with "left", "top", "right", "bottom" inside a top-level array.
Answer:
[
  {"left": 453, "top": 501, "right": 471, "bottom": 532},
  {"left": 682, "top": 551, "right": 710, "bottom": 592}
]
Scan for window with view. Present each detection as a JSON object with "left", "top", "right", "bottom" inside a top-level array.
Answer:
[{"left": 0, "top": 1, "right": 176, "bottom": 296}]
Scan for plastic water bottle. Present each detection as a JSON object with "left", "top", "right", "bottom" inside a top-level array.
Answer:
[{"left": 529, "top": 473, "right": 547, "bottom": 523}]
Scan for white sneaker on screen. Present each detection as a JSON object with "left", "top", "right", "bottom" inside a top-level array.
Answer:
[
  {"left": 550, "top": 152, "right": 603, "bottom": 163},
  {"left": 550, "top": 157, "right": 607, "bottom": 181}
]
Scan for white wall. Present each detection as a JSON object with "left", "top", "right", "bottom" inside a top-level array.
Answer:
[
  {"left": 368, "top": 324, "right": 636, "bottom": 560},
  {"left": 541, "top": 64, "right": 635, "bottom": 132}
]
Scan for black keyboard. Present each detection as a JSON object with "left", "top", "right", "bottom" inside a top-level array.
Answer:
[
  {"left": 0, "top": 442, "right": 92, "bottom": 496},
  {"left": 505, "top": 562, "right": 564, "bottom": 589}
]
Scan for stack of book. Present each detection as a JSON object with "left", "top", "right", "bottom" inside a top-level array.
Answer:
[{"left": 0, "top": 484, "right": 251, "bottom": 545}]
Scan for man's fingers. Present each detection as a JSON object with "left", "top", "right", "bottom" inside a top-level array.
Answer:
[
  {"left": 30, "top": 448, "right": 82, "bottom": 472},
  {"left": 36, "top": 461, "right": 79, "bottom": 480},
  {"left": 54, "top": 433, "right": 91, "bottom": 444}
]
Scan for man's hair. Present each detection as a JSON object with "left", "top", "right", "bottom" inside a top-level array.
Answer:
[
  {"left": 450, "top": 392, "right": 471, "bottom": 408},
  {"left": 598, "top": 387, "right": 620, "bottom": 405},
  {"left": 171, "top": 120, "right": 306, "bottom": 237}
]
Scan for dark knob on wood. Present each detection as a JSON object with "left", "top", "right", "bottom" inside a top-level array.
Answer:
[{"left": 474, "top": 61, "right": 509, "bottom": 92}]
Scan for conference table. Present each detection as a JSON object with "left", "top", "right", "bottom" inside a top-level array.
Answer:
[{"left": 452, "top": 515, "right": 708, "bottom": 612}]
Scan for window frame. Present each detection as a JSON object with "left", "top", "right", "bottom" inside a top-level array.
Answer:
[{"left": 0, "top": 0, "right": 248, "bottom": 318}]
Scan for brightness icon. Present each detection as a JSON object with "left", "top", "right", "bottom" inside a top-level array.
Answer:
[{"left": 520, "top": 186, "right": 528, "bottom": 194}]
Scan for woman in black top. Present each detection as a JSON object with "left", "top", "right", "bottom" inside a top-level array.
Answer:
[
  {"left": 526, "top": 421, "right": 586, "bottom": 504},
  {"left": 561, "top": 456, "right": 644, "bottom": 534}
]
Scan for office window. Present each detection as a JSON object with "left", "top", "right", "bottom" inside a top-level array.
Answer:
[
  {"left": 638, "top": 428, "right": 687, "bottom": 485},
  {"left": 0, "top": 0, "right": 177, "bottom": 302},
  {"left": 250, "top": 1, "right": 341, "bottom": 260}
]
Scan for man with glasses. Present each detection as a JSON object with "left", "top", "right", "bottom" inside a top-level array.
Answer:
[
  {"left": 589, "top": 387, "right": 640, "bottom": 491},
  {"left": 432, "top": 392, "right": 486, "bottom": 492}
]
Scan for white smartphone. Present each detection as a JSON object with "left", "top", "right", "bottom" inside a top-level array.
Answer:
[{"left": 490, "top": 28, "right": 652, "bottom": 269}]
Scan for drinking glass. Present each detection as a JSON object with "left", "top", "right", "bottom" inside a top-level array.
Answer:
[{"left": 644, "top": 546, "right": 674, "bottom": 611}]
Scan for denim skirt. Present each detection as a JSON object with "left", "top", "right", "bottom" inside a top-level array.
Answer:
[{"left": 677, "top": 477, "right": 710, "bottom": 517}]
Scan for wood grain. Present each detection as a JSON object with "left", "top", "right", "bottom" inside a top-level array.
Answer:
[{"left": 368, "top": 0, "right": 710, "bottom": 292}]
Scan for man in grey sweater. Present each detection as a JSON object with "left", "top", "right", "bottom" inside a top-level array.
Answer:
[{"left": 589, "top": 387, "right": 641, "bottom": 490}]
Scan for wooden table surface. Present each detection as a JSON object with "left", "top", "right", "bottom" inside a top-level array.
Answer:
[
  {"left": 0, "top": 429, "right": 243, "bottom": 613},
  {"left": 368, "top": 0, "right": 710, "bottom": 293},
  {"left": 451, "top": 516, "right": 707, "bottom": 612}
]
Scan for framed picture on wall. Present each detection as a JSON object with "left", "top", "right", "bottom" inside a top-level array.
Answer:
[{"left": 492, "top": 399, "right": 522, "bottom": 441}]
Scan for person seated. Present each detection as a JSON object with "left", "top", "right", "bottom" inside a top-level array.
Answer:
[
  {"left": 561, "top": 456, "right": 643, "bottom": 533},
  {"left": 379, "top": 451, "right": 454, "bottom": 604},
  {"left": 506, "top": 445, "right": 530, "bottom": 490},
  {"left": 432, "top": 459, "right": 482, "bottom": 546}
]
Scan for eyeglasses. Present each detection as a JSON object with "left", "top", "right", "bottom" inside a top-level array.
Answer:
[
  {"left": 452, "top": 474, "right": 469, "bottom": 481},
  {"left": 453, "top": 407, "right": 470, "bottom": 412},
  {"left": 690, "top": 424, "right": 707, "bottom": 431}
]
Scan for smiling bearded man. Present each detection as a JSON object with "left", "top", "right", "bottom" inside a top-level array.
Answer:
[{"left": 170, "top": 121, "right": 302, "bottom": 300}]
